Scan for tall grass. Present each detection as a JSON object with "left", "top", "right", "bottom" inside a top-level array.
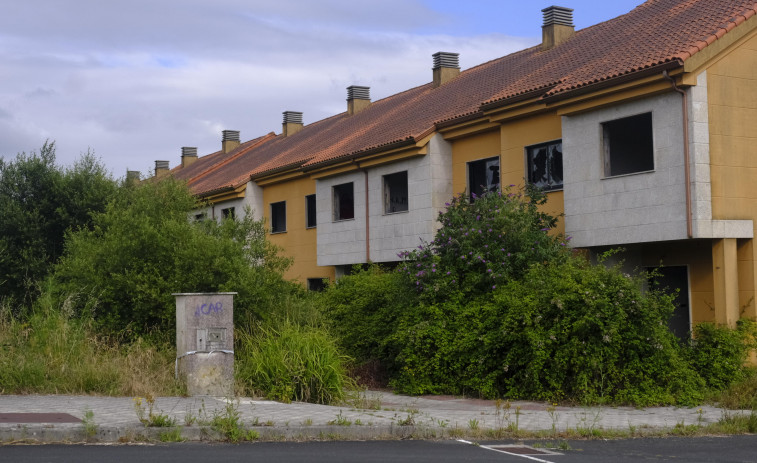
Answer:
[
  {"left": 0, "top": 298, "right": 183, "bottom": 396},
  {"left": 236, "top": 321, "right": 354, "bottom": 404}
]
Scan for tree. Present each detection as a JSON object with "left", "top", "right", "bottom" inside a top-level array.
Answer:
[
  {"left": 0, "top": 142, "right": 117, "bottom": 307},
  {"left": 52, "top": 177, "right": 296, "bottom": 338}
]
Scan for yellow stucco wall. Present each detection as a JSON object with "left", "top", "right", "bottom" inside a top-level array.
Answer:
[
  {"left": 708, "top": 33, "right": 757, "bottom": 223},
  {"left": 449, "top": 115, "right": 566, "bottom": 235},
  {"left": 708, "top": 32, "right": 757, "bottom": 322},
  {"left": 262, "top": 177, "right": 335, "bottom": 285}
]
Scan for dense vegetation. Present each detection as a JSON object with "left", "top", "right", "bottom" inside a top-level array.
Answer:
[
  {"left": 2, "top": 144, "right": 756, "bottom": 406},
  {"left": 323, "top": 187, "right": 757, "bottom": 406}
]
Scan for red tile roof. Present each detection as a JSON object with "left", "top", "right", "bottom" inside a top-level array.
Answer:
[{"left": 179, "top": 0, "right": 757, "bottom": 196}]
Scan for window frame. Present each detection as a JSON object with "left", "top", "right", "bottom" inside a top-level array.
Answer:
[
  {"left": 305, "top": 194, "right": 317, "bottom": 229},
  {"left": 270, "top": 201, "right": 287, "bottom": 234},
  {"left": 332, "top": 182, "right": 355, "bottom": 222},
  {"left": 525, "top": 139, "right": 563, "bottom": 192},
  {"left": 601, "top": 112, "right": 655, "bottom": 178},
  {"left": 467, "top": 156, "right": 500, "bottom": 201},
  {"left": 383, "top": 171, "right": 409, "bottom": 214}
]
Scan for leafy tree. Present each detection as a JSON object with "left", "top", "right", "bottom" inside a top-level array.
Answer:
[
  {"left": 52, "top": 177, "right": 296, "bottom": 338},
  {"left": 0, "top": 142, "right": 116, "bottom": 307}
]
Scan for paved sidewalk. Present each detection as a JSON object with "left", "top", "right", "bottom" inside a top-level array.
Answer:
[{"left": 0, "top": 391, "right": 739, "bottom": 443}]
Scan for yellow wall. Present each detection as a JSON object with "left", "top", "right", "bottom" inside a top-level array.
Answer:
[
  {"left": 500, "top": 113, "right": 565, "bottom": 235},
  {"left": 708, "top": 32, "right": 757, "bottom": 322},
  {"left": 449, "top": 114, "right": 566, "bottom": 235},
  {"left": 262, "top": 177, "right": 335, "bottom": 285}
]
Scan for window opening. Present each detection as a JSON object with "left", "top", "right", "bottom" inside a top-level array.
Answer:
[
  {"left": 383, "top": 171, "right": 408, "bottom": 213},
  {"left": 527, "top": 140, "right": 563, "bottom": 191},
  {"left": 270, "top": 201, "right": 286, "bottom": 233},
  {"left": 194, "top": 212, "right": 207, "bottom": 222},
  {"left": 333, "top": 182, "right": 354, "bottom": 221},
  {"left": 468, "top": 157, "right": 500, "bottom": 200},
  {"left": 305, "top": 194, "right": 317, "bottom": 228},
  {"left": 602, "top": 112, "right": 654, "bottom": 177},
  {"left": 307, "top": 278, "right": 327, "bottom": 292},
  {"left": 221, "top": 207, "right": 235, "bottom": 220}
]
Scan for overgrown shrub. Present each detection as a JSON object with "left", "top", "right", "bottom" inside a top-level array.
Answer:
[
  {"left": 52, "top": 178, "right": 296, "bottom": 338},
  {"left": 689, "top": 319, "right": 757, "bottom": 390},
  {"left": 236, "top": 321, "right": 354, "bottom": 404},
  {"left": 397, "top": 185, "right": 568, "bottom": 301}
]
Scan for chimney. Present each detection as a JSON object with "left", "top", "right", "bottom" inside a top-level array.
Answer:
[
  {"left": 154, "top": 160, "right": 170, "bottom": 178},
  {"left": 282, "top": 111, "right": 303, "bottom": 137},
  {"left": 126, "top": 170, "right": 141, "bottom": 185},
  {"left": 181, "top": 147, "right": 198, "bottom": 168},
  {"left": 347, "top": 86, "right": 371, "bottom": 115},
  {"left": 541, "top": 6, "right": 575, "bottom": 51},
  {"left": 222, "top": 130, "right": 240, "bottom": 153},
  {"left": 432, "top": 52, "right": 460, "bottom": 88}
]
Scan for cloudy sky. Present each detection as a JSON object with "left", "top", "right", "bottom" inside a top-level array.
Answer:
[{"left": 1, "top": 0, "right": 643, "bottom": 178}]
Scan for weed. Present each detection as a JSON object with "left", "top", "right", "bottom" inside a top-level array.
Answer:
[
  {"left": 158, "top": 427, "right": 184, "bottom": 442},
  {"left": 346, "top": 389, "right": 382, "bottom": 410},
  {"left": 133, "top": 395, "right": 176, "bottom": 427},
  {"left": 354, "top": 419, "right": 364, "bottom": 426},
  {"left": 468, "top": 419, "right": 480, "bottom": 430},
  {"left": 184, "top": 407, "right": 197, "bottom": 426},
  {"left": 397, "top": 410, "right": 417, "bottom": 426},
  {"left": 447, "top": 425, "right": 465, "bottom": 438},
  {"left": 328, "top": 410, "right": 352, "bottom": 426},
  {"left": 547, "top": 403, "right": 559, "bottom": 436},
  {"left": 210, "top": 400, "right": 257, "bottom": 443},
  {"left": 82, "top": 408, "right": 97, "bottom": 439},
  {"left": 302, "top": 418, "right": 313, "bottom": 426}
]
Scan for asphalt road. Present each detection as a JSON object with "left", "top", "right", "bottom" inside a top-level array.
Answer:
[{"left": 3, "top": 436, "right": 757, "bottom": 463}]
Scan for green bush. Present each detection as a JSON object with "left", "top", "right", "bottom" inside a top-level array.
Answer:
[
  {"left": 321, "top": 265, "right": 411, "bottom": 370},
  {"left": 689, "top": 319, "right": 757, "bottom": 390},
  {"left": 52, "top": 177, "right": 296, "bottom": 338},
  {"left": 397, "top": 185, "right": 568, "bottom": 301},
  {"left": 236, "top": 321, "right": 354, "bottom": 404}
]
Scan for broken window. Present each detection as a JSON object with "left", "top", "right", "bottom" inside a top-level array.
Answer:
[
  {"left": 527, "top": 140, "right": 563, "bottom": 191},
  {"left": 221, "top": 207, "right": 235, "bottom": 220},
  {"left": 305, "top": 194, "right": 317, "bottom": 228},
  {"left": 383, "top": 171, "right": 408, "bottom": 214},
  {"left": 333, "top": 182, "right": 354, "bottom": 221},
  {"left": 468, "top": 156, "right": 500, "bottom": 200},
  {"left": 307, "top": 278, "right": 327, "bottom": 292},
  {"left": 602, "top": 112, "right": 654, "bottom": 177},
  {"left": 270, "top": 201, "right": 286, "bottom": 233}
]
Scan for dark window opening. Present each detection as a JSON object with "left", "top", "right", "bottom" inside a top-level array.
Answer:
[
  {"left": 383, "top": 171, "right": 408, "bottom": 213},
  {"left": 270, "top": 201, "right": 286, "bottom": 233},
  {"left": 527, "top": 140, "right": 563, "bottom": 191},
  {"left": 194, "top": 212, "right": 207, "bottom": 222},
  {"left": 603, "top": 112, "right": 654, "bottom": 177},
  {"left": 468, "top": 157, "right": 500, "bottom": 200},
  {"left": 307, "top": 278, "right": 327, "bottom": 292},
  {"left": 221, "top": 207, "right": 235, "bottom": 220},
  {"left": 305, "top": 194, "right": 317, "bottom": 228},
  {"left": 333, "top": 182, "right": 354, "bottom": 221}
]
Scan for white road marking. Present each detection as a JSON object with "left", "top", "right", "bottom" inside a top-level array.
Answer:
[{"left": 456, "top": 439, "right": 557, "bottom": 463}]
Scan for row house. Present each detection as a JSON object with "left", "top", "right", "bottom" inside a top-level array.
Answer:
[{"left": 158, "top": 0, "right": 757, "bottom": 337}]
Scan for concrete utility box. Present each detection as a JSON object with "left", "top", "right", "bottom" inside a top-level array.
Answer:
[{"left": 174, "top": 292, "right": 236, "bottom": 396}]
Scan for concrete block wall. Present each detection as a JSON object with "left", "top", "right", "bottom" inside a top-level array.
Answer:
[
  {"left": 563, "top": 92, "right": 689, "bottom": 247},
  {"left": 317, "top": 134, "right": 452, "bottom": 266}
]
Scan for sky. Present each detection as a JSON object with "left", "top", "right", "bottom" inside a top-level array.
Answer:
[{"left": 0, "top": 0, "right": 644, "bottom": 178}]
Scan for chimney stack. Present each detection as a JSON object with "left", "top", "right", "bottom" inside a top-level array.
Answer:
[
  {"left": 541, "top": 6, "right": 575, "bottom": 51},
  {"left": 432, "top": 52, "right": 460, "bottom": 88},
  {"left": 282, "top": 111, "right": 303, "bottom": 137},
  {"left": 181, "top": 146, "right": 198, "bottom": 168},
  {"left": 154, "top": 160, "right": 170, "bottom": 178},
  {"left": 222, "top": 130, "right": 240, "bottom": 153},
  {"left": 126, "top": 170, "right": 141, "bottom": 185},
  {"left": 347, "top": 86, "right": 371, "bottom": 115}
]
